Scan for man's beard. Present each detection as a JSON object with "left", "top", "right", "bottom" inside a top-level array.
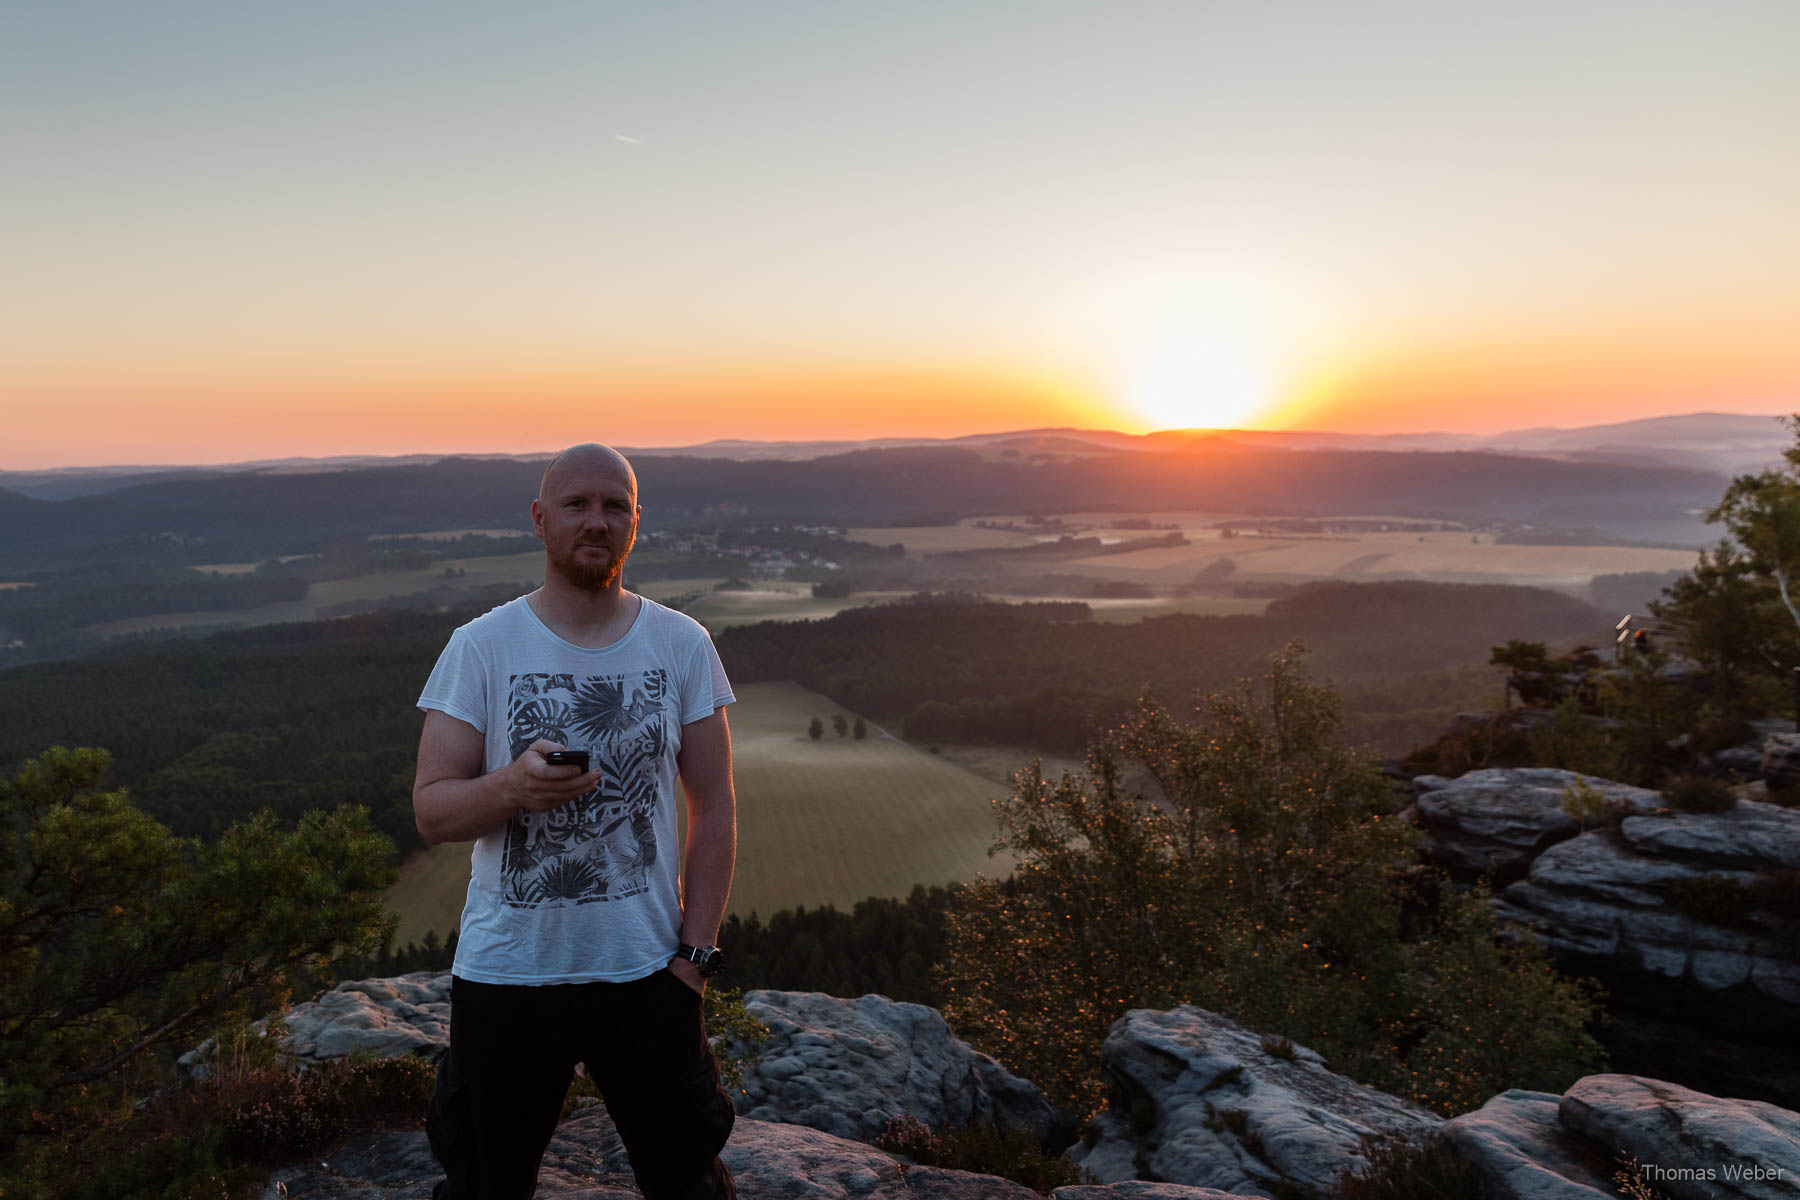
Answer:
[{"left": 548, "top": 535, "right": 633, "bottom": 592}]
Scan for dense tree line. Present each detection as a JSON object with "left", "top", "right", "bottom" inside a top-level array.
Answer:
[
  {"left": 720, "top": 886, "right": 954, "bottom": 1003},
  {"left": 0, "top": 609, "right": 462, "bottom": 852},
  {"left": 0, "top": 581, "right": 1611, "bottom": 856},
  {"left": 716, "top": 583, "right": 1608, "bottom": 752},
  {"left": 0, "top": 564, "right": 308, "bottom": 642}
]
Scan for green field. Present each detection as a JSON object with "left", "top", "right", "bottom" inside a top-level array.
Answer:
[{"left": 386, "top": 680, "right": 1017, "bottom": 944}]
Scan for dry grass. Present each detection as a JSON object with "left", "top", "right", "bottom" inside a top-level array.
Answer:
[
  {"left": 845, "top": 524, "right": 1041, "bottom": 554},
  {"left": 678, "top": 585, "right": 870, "bottom": 629},
  {"left": 386, "top": 681, "right": 1013, "bottom": 942}
]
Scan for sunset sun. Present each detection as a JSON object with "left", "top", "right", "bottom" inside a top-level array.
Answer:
[{"left": 1125, "top": 329, "right": 1276, "bottom": 431}]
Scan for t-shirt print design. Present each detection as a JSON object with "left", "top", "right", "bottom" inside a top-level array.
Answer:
[{"left": 500, "top": 669, "right": 670, "bottom": 907}]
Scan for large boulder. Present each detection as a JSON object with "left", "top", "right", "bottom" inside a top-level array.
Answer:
[
  {"left": 1069, "top": 1007, "right": 1440, "bottom": 1197},
  {"left": 1558, "top": 1076, "right": 1800, "bottom": 1200},
  {"left": 734, "top": 990, "right": 1068, "bottom": 1147},
  {"left": 1439, "top": 1076, "right": 1800, "bottom": 1200},
  {"left": 259, "top": 1110, "right": 1261, "bottom": 1199},
  {"left": 278, "top": 971, "right": 452, "bottom": 1062},
  {"left": 1438, "top": 1090, "right": 1618, "bottom": 1199},
  {"left": 1410, "top": 767, "right": 1661, "bottom": 883}
]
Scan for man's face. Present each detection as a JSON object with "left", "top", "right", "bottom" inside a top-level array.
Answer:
[{"left": 532, "top": 455, "right": 640, "bottom": 592}]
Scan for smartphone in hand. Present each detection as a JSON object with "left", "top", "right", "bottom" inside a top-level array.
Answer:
[{"left": 544, "top": 749, "right": 590, "bottom": 772}]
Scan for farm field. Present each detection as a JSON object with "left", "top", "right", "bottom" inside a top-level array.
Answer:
[
  {"left": 854, "top": 513, "right": 1695, "bottom": 594},
  {"left": 846, "top": 524, "right": 1042, "bottom": 554},
  {"left": 1063, "top": 528, "right": 1698, "bottom": 589},
  {"left": 386, "top": 680, "right": 1012, "bottom": 944},
  {"left": 678, "top": 585, "right": 869, "bottom": 629}
]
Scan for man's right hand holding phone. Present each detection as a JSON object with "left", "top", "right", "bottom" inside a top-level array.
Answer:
[{"left": 509, "top": 740, "right": 602, "bottom": 813}]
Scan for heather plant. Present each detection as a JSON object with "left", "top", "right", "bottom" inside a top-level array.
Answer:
[
  {"left": 940, "top": 647, "right": 1604, "bottom": 1119},
  {"left": 1667, "top": 875, "right": 1755, "bottom": 927},
  {"left": 874, "top": 1115, "right": 1089, "bottom": 1194},
  {"left": 1662, "top": 773, "right": 1737, "bottom": 814},
  {"left": 1336, "top": 1134, "right": 1491, "bottom": 1200}
]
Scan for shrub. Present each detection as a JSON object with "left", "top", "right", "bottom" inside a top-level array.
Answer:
[
  {"left": 1336, "top": 1134, "right": 1491, "bottom": 1200},
  {"left": 1260, "top": 1035, "right": 1297, "bottom": 1061},
  {"left": 1401, "top": 716, "right": 1535, "bottom": 778},
  {"left": 0, "top": 747, "right": 395, "bottom": 1164},
  {"left": 705, "top": 986, "right": 771, "bottom": 1092},
  {"left": 1662, "top": 774, "right": 1737, "bottom": 814},
  {"left": 940, "top": 647, "right": 1605, "bottom": 1119},
  {"left": 1667, "top": 874, "right": 1754, "bottom": 927},
  {"left": 1559, "top": 778, "right": 1613, "bottom": 830},
  {"left": 1749, "top": 869, "right": 1800, "bottom": 921},
  {"left": 1613, "top": 1155, "right": 1676, "bottom": 1200},
  {"left": 874, "top": 1115, "right": 1088, "bottom": 1194},
  {"left": 8, "top": 1054, "right": 437, "bottom": 1200}
]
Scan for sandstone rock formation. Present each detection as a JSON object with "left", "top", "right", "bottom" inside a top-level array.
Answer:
[
  {"left": 1410, "top": 766, "right": 1661, "bottom": 883},
  {"left": 1494, "top": 802, "right": 1800, "bottom": 1105},
  {"left": 1559, "top": 1075, "right": 1800, "bottom": 1200},
  {"left": 278, "top": 971, "right": 451, "bottom": 1063},
  {"left": 1438, "top": 1089, "right": 1619, "bottom": 1198},
  {"left": 1069, "top": 1007, "right": 1441, "bottom": 1196},
  {"left": 733, "top": 989, "right": 1068, "bottom": 1147},
  {"left": 259, "top": 1109, "right": 1257, "bottom": 1199}
]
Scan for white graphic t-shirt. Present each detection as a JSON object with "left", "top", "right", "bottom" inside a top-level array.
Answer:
[{"left": 417, "top": 594, "right": 735, "bottom": 984}]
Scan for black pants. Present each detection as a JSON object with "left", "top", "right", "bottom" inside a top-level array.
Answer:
[{"left": 427, "top": 971, "right": 737, "bottom": 1200}]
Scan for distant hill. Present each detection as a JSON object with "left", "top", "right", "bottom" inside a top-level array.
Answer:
[
  {"left": 0, "top": 440, "right": 1726, "bottom": 571},
  {"left": 3, "top": 411, "right": 1786, "bottom": 500}
]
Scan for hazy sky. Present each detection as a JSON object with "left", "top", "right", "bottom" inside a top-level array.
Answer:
[{"left": 4, "top": 1, "right": 1798, "bottom": 466}]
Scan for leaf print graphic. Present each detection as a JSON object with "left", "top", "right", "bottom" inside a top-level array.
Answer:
[
  {"left": 512, "top": 696, "right": 573, "bottom": 747},
  {"left": 571, "top": 676, "right": 633, "bottom": 741},
  {"left": 529, "top": 854, "right": 603, "bottom": 902}
]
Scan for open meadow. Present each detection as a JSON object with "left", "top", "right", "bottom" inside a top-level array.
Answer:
[
  {"left": 385, "top": 680, "right": 1014, "bottom": 944},
  {"left": 861, "top": 514, "right": 1698, "bottom": 593}
]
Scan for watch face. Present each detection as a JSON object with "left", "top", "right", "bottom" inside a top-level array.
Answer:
[{"left": 699, "top": 947, "right": 727, "bottom": 976}]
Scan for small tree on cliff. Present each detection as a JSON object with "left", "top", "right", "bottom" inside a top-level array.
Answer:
[
  {"left": 939, "top": 647, "right": 1603, "bottom": 1118},
  {"left": 0, "top": 746, "right": 396, "bottom": 1154}
]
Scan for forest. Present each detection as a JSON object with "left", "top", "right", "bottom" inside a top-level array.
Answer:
[
  {"left": 0, "top": 579, "right": 1610, "bottom": 860},
  {"left": 716, "top": 581, "right": 1607, "bottom": 750}
]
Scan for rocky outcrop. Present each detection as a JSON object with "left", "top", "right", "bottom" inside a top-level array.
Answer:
[
  {"left": 1069, "top": 1007, "right": 1441, "bottom": 1197},
  {"left": 1438, "top": 1090, "right": 1618, "bottom": 1199},
  {"left": 1494, "top": 801, "right": 1800, "bottom": 1106},
  {"left": 1703, "top": 718, "right": 1794, "bottom": 777},
  {"left": 1439, "top": 1077, "right": 1800, "bottom": 1200},
  {"left": 733, "top": 990, "right": 1068, "bottom": 1147},
  {"left": 1410, "top": 767, "right": 1662, "bottom": 884},
  {"left": 1759, "top": 730, "right": 1800, "bottom": 790},
  {"left": 260, "top": 1109, "right": 1260, "bottom": 1199},
  {"left": 278, "top": 971, "right": 451, "bottom": 1062},
  {"left": 1559, "top": 1076, "right": 1800, "bottom": 1200}
]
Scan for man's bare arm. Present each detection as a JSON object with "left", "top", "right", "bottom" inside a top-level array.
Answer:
[
  {"left": 668, "top": 707, "right": 736, "bottom": 992},
  {"left": 413, "top": 709, "right": 601, "bottom": 845}
]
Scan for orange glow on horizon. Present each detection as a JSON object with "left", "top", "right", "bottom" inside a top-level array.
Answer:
[{"left": 5, "top": 320, "right": 1797, "bottom": 468}]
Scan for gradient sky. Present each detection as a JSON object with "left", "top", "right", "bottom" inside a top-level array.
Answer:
[{"left": 4, "top": 1, "right": 1798, "bottom": 467}]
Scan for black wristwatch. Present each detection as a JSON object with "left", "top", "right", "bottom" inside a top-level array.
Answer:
[{"left": 675, "top": 943, "right": 728, "bottom": 977}]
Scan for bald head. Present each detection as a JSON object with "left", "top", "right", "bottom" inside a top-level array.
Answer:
[{"left": 539, "top": 443, "right": 638, "bottom": 506}]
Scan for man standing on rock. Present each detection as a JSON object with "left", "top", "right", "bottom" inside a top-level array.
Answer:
[{"left": 413, "top": 443, "right": 738, "bottom": 1199}]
